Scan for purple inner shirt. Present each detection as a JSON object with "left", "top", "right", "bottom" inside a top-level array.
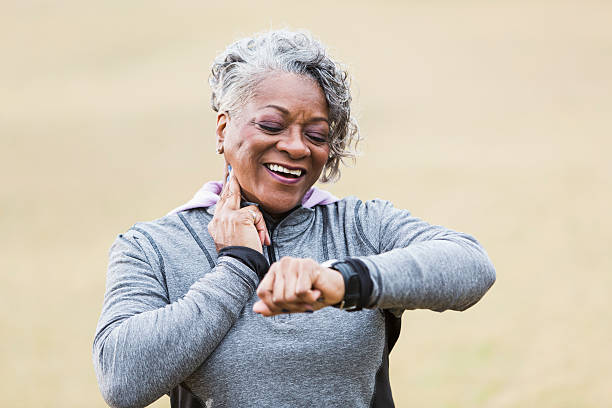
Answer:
[{"left": 168, "top": 181, "right": 338, "bottom": 215}]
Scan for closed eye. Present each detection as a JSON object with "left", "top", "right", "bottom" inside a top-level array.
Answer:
[
  {"left": 306, "top": 133, "right": 328, "bottom": 144},
  {"left": 256, "top": 123, "right": 283, "bottom": 133}
]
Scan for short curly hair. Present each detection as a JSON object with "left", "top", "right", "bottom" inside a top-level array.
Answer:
[{"left": 209, "top": 29, "right": 360, "bottom": 183}]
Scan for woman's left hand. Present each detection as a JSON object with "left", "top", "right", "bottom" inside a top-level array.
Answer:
[{"left": 253, "top": 257, "right": 345, "bottom": 316}]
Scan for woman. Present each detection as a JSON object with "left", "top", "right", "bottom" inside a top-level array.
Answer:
[{"left": 93, "top": 29, "right": 495, "bottom": 408}]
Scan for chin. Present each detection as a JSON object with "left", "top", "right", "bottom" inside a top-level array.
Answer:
[{"left": 258, "top": 195, "right": 302, "bottom": 216}]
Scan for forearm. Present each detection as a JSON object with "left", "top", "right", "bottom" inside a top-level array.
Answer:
[
  {"left": 93, "top": 256, "right": 258, "bottom": 408},
  {"left": 362, "top": 237, "right": 496, "bottom": 312}
]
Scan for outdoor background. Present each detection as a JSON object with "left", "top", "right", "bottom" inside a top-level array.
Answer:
[{"left": 2, "top": 1, "right": 610, "bottom": 407}]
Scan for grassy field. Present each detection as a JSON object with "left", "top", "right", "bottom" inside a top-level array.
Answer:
[{"left": 1, "top": 1, "right": 611, "bottom": 406}]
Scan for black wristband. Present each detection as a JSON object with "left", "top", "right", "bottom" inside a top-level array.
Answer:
[
  {"left": 332, "top": 261, "right": 361, "bottom": 310},
  {"left": 343, "top": 257, "right": 374, "bottom": 308},
  {"left": 217, "top": 246, "right": 270, "bottom": 280},
  {"left": 331, "top": 258, "right": 374, "bottom": 310}
]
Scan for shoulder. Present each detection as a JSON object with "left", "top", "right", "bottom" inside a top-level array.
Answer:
[
  {"left": 118, "top": 211, "right": 183, "bottom": 243},
  {"left": 316, "top": 196, "right": 402, "bottom": 219},
  {"left": 124, "top": 208, "right": 212, "bottom": 239},
  {"left": 314, "top": 196, "right": 405, "bottom": 252},
  {"left": 111, "top": 208, "right": 213, "bottom": 260}
]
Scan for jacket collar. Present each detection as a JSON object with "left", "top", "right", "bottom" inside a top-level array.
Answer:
[
  {"left": 204, "top": 200, "right": 316, "bottom": 237},
  {"left": 170, "top": 180, "right": 338, "bottom": 216}
]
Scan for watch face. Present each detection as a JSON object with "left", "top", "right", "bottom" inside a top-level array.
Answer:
[
  {"left": 345, "top": 274, "right": 361, "bottom": 308},
  {"left": 332, "top": 261, "right": 363, "bottom": 311}
]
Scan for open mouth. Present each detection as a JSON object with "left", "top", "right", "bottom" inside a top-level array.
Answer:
[{"left": 264, "top": 163, "right": 305, "bottom": 179}]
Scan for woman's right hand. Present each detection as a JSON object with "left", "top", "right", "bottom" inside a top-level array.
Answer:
[{"left": 207, "top": 168, "right": 270, "bottom": 253}]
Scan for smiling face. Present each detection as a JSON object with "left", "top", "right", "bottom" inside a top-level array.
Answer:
[{"left": 216, "top": 72, "right": 331, "bottom": 216}]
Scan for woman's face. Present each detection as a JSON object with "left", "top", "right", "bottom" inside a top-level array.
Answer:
[{"left": 217, "top": 72, "right": 331, "bottom": 216}]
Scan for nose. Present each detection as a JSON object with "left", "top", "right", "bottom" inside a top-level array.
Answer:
[{"left": 276, "top": 126, "right": 310, "bottom": 159}]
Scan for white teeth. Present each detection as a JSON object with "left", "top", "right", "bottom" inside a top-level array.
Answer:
[{"left": 266, "top": 163, "right": 302, "bottom": 177}]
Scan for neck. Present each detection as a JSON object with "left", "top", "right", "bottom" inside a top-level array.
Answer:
[{"left": 239, "top": 189, "right": 300, "bottom": 224}]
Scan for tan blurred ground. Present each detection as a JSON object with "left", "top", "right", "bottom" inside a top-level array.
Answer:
[{"left": 1, "top": 1, "right": 611, "bottom": 407}]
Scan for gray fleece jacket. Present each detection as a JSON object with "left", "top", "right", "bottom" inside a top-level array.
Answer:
[{"left": 93, "top": 196, "right": 495, "bottom": 408}]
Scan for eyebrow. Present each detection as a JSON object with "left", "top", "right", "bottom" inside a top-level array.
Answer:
[{"left": 262, "top": 104, "right": 329, "bottom": 124}]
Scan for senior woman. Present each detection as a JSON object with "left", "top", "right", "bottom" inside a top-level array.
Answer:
[{"left": 93, "top": 29, "right": 495, "bottom": 408}]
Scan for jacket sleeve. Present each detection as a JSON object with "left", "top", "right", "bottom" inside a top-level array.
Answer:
[
  {"left": 92, "top": 231, "right": 259, "bottom": 408},
  {"left": 354, "top": 199, "right": 496, "bottom": 313}
]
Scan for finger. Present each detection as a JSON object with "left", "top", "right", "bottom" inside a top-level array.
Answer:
[
  {"left": 282, "top": 302, "right": 314, "bottom": 314},
  {"left": 283, "top": 268, "right": 299, "bottom": 305},
  {"left": 306, "top": 291, "right": 327, "bottom": 311},
  {"left": 264, "top": 228, "right": 271, "bottom": 246},
  {"left": 243, "top": 206, "right": 268, "bottom": 246},
  {"left": 257, "top": 262, "right": 286, "bottom": 314},
  {"left": 218, "top": 162, "right": 231, "bottom": 205},
  {"left": 253, "top": 299, "right": 274, "bottom": 316},
  {"left": 295, "top": 267, "right": 314, "bottom": 298},
  {"left": 294, "top": 287, "right": 321, "bottom": 305},
  {"left": 311, "top": 300, "right": 326, "bottom": 311},
  {"left": 304, "top": 289, "right": 322, "bottom": 304},
  {"left": 257, "top": 265, "right": 275, "bottom": 296},
  {"left": 256, "top": 288, "right": 284, "bottom": 315},
  {"left": 278, "top": 260, "right": 309, "bottom": 312},
  {"left": 267, "top": 271, "right": 303, "bottom": 313},
  {"left": 253, "top": 299, "right": 312, "bottom": 316},
  {"left": 256, "top": 266, "right": 279, "bottom": 313},
  {"left": 218, "top": 169, "right": 241, "bottom": 211},
  {"left": 272, "top": 270, "right": 285, "bottom": 304}
]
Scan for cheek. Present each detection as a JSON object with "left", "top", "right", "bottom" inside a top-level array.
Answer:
[
  {"left": 225, "top": 129, "right": 250, "bottom": 161},
  {"left": 306, "top": 147, "right": 329, "bottom": 183},
  {"left": 233, "top": 141, "right": 257, "bottom": 166},
  {"left": 225, "top": 131, "right": 244, "bottom": 152},
  {"left": 315, "top": 147, "right": 330, "bottom": 169}
]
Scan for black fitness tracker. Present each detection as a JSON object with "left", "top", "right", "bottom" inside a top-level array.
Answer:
[
  {"left": 330, "top": 260, "right": 362, "bottom": 311},
  {"left": 323, "top": 257, "right": 374, "bottom": 311}
]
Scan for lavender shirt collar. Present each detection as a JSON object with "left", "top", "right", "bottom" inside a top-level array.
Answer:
[{"left": 168, "top": 181, "right": 338, "bottom": 215}]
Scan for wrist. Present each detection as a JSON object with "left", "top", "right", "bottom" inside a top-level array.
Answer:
[
  {"left": 334, "top": 261, "right": 361, "bottom": 310},
  {"left": 325, "top": 267, "right": 345, "bottom": 304},
  {"left": 322, "top": 258, "right": 374, "bottom": 311},
  {"left": 218, "top": 246, "right": 269, "bottom": 280}
]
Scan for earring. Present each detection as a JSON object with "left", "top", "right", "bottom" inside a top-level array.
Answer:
[{"left": 216, "top": 145, "right": 224, "bottom": 154}]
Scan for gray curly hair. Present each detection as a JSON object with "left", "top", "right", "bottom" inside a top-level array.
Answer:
[{"left": 209, "top": 29, "right": 360, "bottom": 183}]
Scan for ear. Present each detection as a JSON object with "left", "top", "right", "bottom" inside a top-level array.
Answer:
[{"left": 215, "top": 111, "right": 229, "bottom": 149}]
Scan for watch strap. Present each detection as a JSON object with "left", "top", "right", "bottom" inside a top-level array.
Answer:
[
  {"left": 331, "top": 261, "right": 362, "bottom": 311},
  {"left": 343, "top": 257, "right": 373, "bottom": 308}
]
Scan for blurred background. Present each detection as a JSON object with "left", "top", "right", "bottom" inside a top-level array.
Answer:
[{"left": 2, "top": 0, "right": 611, "bottom": 406}]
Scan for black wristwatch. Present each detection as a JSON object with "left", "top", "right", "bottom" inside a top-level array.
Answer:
[{"left": 327, "top": 260, "right": 362, "bottom": 311}]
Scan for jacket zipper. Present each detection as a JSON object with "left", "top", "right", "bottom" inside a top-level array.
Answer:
[
  {"left": 265, "top": 224, "right": 278, "bottom": 321},
  {"left": 267, "top": 244, "right": 276, "bottom": 264},
  {"left": 266, "top": 224, "right": 277, "bottom": 264}
]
